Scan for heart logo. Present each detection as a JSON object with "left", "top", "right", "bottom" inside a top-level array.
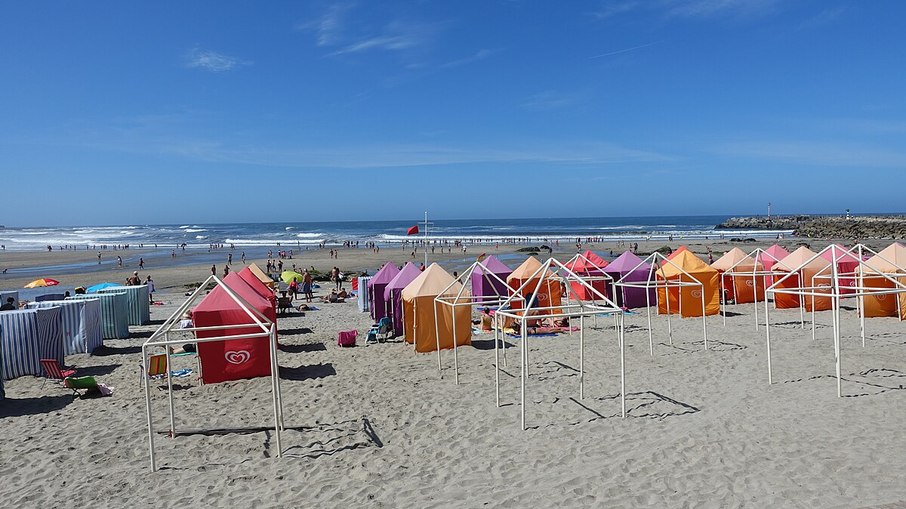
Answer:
[
  {"left": 877, "top": 294, "right": 888, "bottom": 301},
  {"left": 691, "top": 290, "right": 702, "bottom": 298},
  {"left": 225, "top": 350, "right": 251, "bottom": 364},
  {"left": 745, "top": 280, "right": 754, "bottom": 287}
]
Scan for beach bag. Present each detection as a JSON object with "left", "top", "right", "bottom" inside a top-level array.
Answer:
[{"left": 337, "top": 330, "right": 357, "bottom": 347}]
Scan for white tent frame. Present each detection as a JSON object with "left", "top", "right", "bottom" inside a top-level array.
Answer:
[
  {"left": 141, "top": 275, "right": 284, "bottom": 472},
  {"left": 764, "top": 244, "right": 906, "bottom": 397},
  {"left": 562, "top": 251, "right": 617, "bottom": 328},
  {"left": 494, "top": 257, "right": 624, "bottom": 430},
  {"left": 434, "top": 260, "right": 513, "bottom": 385},
  {"left": 613, "top": 252, "right": 709, "bottom": 356},
  {"left": 721, "top": 247, "right": 788, "bottom": 330}
]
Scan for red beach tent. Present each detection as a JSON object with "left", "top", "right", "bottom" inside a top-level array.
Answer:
[{"left": 194, "top": 273, "right": 275, "bottom": 384}]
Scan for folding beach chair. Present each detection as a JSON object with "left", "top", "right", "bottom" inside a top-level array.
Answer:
[
  {"left": 40, "top": 358, "right": 76, "bottom": 388},
  {"left": 63, "top": 376, "right": 111, "bottom": 398},
  {"left": 367, "top": 317, "right": 393, "bottom": 344}
]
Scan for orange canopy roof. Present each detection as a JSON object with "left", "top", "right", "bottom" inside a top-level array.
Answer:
[
  {"left": 773, "top": 246, "right": 830, "bottom": 272},
  {"left": 658, "top": 250, "right": 717, "bottom": 278},
  {"left": 666, "top": 246, "right": 689, "bottom": 260},
  {"left": 711, "top": 247, "right": 760, "bottom": 272},
  {"left": 508, "top": 256, "right": 554, "bottom": 281},
  {"left": 862, "top": 242, "right": 906, "bottom": 274},
  {"left": 401, "top": 263, "right": 464, "bottom": 300}
]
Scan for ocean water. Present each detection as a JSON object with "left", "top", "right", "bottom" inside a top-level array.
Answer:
[
  {"left": 0, "top": 216, "right": 794, "bottom": 280},
  {"left": 0, "top": 216, "right": 791, "bottom": 252}
]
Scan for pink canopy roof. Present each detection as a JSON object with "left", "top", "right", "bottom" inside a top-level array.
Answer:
[
  {"left": 383, "top": 262, "right": 421, "bottom": 300},
  {"left": 565, "top": 250, "right": 609, "bottom": 273},
  {"left": 367, "top": 262, "right": 400, "bottom": 287}
]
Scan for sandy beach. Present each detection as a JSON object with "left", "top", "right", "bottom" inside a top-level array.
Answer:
[{"left": 1, "top": 239, "right": 905, "bottom": 507}]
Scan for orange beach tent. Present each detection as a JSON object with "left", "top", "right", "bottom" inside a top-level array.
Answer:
[
  {"left": 401, "top": 263, "right": 472, "bottom": 353},
  {"left": 771, "top": 247, "right": 832, "bottom": 311},
  {"left": 860, "top": 242, "right": 906, "bottom": 319},
  {"left": 711, "top": 247, "right": 764, "bottom": 303},
  {"left": 507, "top": 256, "right": 563, "bottom": 314},
  {"left": 656, "top": 250, "right": 720, "bottom": 317},
  {"left": 564, "top": 250, "right": 610, "bottom": 301}
]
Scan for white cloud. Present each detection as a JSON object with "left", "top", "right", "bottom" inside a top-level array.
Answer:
[
  {"left": 714, "top": 140, "right": 906, "bottom": 168},
  {"left": 521, "top": 91, "right": 582, "bottom": 111},
  {"left": 184, "top": 48, "right": 249, "bottom": 72}
]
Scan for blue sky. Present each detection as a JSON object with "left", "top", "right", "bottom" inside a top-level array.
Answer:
[{"left": 1, "top": 0, "right": 905, "bottom": 226}]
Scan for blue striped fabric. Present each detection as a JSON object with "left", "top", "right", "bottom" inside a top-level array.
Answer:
[
  {"left": 99, "top": 285, "right": 150, "bottom": 325},
  {"left": 66, "top": 293, "right": 129, "bottom": 339},
  {"left": 0, "top": 290, "right": 18, "bottom": 308},
  {"left": 0, "top": 307, "right": 64, "bottom": 380},
  {"left": 358, "top": 276, "right": 372, "bottom": 312},
  {"left": 27, "top": 299, "right": 103, "bottom": 355}
]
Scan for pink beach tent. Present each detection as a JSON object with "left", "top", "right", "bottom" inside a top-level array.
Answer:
[
  {"left": 367, "top": 262, "right": 400, "bottom": 321},
  {"left": 383, "top": 262, "right": 422, "bottom": 337}
]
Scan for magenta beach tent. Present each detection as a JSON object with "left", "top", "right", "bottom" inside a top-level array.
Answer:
[
  {"left": 604, "top": 251, "right": 654, "bottom": 308},
  {"left": 368, "top": 262, "right": 400, "bottom": 321},
  {"left": 470, "top": 255, "right": 512, "bottom": 300},
  {"left": 383, "top": 262, "right": 421, "bottom": 337}
]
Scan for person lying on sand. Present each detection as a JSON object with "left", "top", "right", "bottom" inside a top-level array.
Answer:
[{"left": 320, "top": 290, "right": 344, "bottom": 303}]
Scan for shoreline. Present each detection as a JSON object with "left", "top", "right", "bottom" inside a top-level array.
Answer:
[{"left": 1, "top": 236, "right": 896, "bottom": 294}]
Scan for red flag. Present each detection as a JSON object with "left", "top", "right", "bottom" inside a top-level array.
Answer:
[{"left": 407, "top": 225, "right": 420, "bottom": 235}]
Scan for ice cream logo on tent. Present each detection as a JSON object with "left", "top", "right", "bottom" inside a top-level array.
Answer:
[
  {"left": 538, "top": 293, "right": 549, "bottom": 303},
  {"left": 691, "top": 289, "right": 702, "bottom": 298},
  {"left": 225, "top": 350, "right": 251, "bottom": 365},
  {"left": 745, "top": 280, "right": 755, "bottom": 287},
  {"left": 877, "top": 294, "right": 888, "bottom": 301}
]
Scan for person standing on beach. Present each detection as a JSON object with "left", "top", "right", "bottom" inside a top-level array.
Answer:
[
  {"left": 97, "top": 252, "right": 102, "bottom": 264},
  {"left": 146, "top": 275, "right": 155, "bottom": 303},
  {"left": 228, "top": 253, "right": 232, "bottom": 265},
  {"left": 117, "top": 255, "right": 123, "bottom": 268},
  {"left": 211, "top": 264, "right": 216, "bottom": 276},
  {"left": 303, "top": 270, "right": 313, "bottom": 302},
  {"left": 139, "top": 257, "right": 144, "bottom": 269},
  {"left": 241, "top": 251, "right": 246, "bottom": 264}
]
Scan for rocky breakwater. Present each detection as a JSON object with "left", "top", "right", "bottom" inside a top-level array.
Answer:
[{"left": 716, "top": 215, "right": 906, "bottom": 239}]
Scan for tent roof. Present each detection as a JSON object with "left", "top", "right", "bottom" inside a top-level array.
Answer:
[
  {"left": 863, "top": 242, "right": 906, "bottom": 274},
  {"left": 401, "top": 263, "right": 462, "bottom": 299},
  {"left": 386, "top": 262, "right": 421, "bottom": 291},
  {"left": 473, "top": 255, "right": 511, "bottom": 275},
  {"left": 367, "top": 262, "right": 400, "bottom": 286},
  {"left": 604, "top": 251, "right": 650, "bottom": 273},
  {"left": 666, "top": 245, "right": 689, "bottom": 260},
  {"left": 774, "top": 246, "right": 829, "bottom": 272},
  {"left": 820, "top": 244, "right": 862, "bottom": 265},
  {"left": 246, "top": 263, "right": 275, "bottom": 287},
  {"left": 194, "top": 273, "right": 272, "bottom": 313},
  {"left": 658, "top": 250, "right": 717, "bottom": 277},
  {"left": 565, "top": 250, "right": 609, "bottom": 273},
  {"left": 237, "top": 267, "right": 277, "bottom": 303},
  {"left": 760, "top": 244, "right": 790, "bottom": 263},
  {"left": 711, "top": 247, "right": 759, "bottom": 271},
  {"left": 508, "top": 256, "right": 554, "bottom": 281}
]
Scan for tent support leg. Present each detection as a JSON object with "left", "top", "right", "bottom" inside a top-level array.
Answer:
[
  {"left": 620, "top": 312, "right": 626, "bottom": 418},
  {"left": 765, "top": 293, "right": 773, "bottom": 385},
  {"left": 142, "top": 345, "right": 157, "bottom": 472},
  {"left": 579, "top": 314, "right": 584, "bottom": 400}
]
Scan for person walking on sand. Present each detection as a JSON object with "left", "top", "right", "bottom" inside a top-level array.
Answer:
[
  {"left": 97, "top": 252, "right": 102, "bottom": 264},
  {"left": 211, "top": 264, "right": 216, "bottom": 276},
  {"left": 139, "top": 257, "right": 144, "bottom": 269},
  {"left": 241, "top": 251, "right": 246, "bottom": 264},
  {"left": 117, "top": 255, "right": 123, "bottom": 268},
  {"left": 228, "top": 253, "right": 232, "bottom": 265}
]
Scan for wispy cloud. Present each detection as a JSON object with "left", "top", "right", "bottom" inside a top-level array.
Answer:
[
  {"left": 592, "top": 0, "right": 782, "bottom": 22},
  {"left": 521, "top": 91, "right": 583, "bottom": 111},
  {"left": 184, "top": 48, "right": 249, "bottom": 72},
  {"left": 798, "top": 6, "right": 846, "bottom": 30},
  {"left": 590, "top": 42, "right": 655, "bottom": 59},
  {"left": 299, "top": 4, "right": 439, "bottom": 58},
  {"left": 591, "top": 1, "right": 641, "bottom": 20},
  {"left": 438, "top": 48, "right": 498, "bottom": 69},
  {"left": 714, "top": 140, "right": 906, "bottom": 168}
]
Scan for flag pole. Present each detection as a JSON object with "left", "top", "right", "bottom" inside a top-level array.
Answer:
[{"left": 424, "top": 211, "right": 429, "bottom": 266}]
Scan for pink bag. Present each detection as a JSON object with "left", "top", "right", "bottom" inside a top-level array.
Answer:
[{"left": 337, "top": 330, "right": 357, "bottom": 347}]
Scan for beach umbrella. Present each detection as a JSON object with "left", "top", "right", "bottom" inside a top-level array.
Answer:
[
  {"left": 24, "top": 278, "right": 60, "bottom": 288},
  {"left": 87, "top": 282, "right": 120, "bottom": 293},
  {"left": 280, "top": 271, "right": 304, "bottom": 284}
]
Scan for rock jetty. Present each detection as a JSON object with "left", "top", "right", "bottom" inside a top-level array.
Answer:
[{"left": 716, "top": 215, "right": 906, "bottom": 239}]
